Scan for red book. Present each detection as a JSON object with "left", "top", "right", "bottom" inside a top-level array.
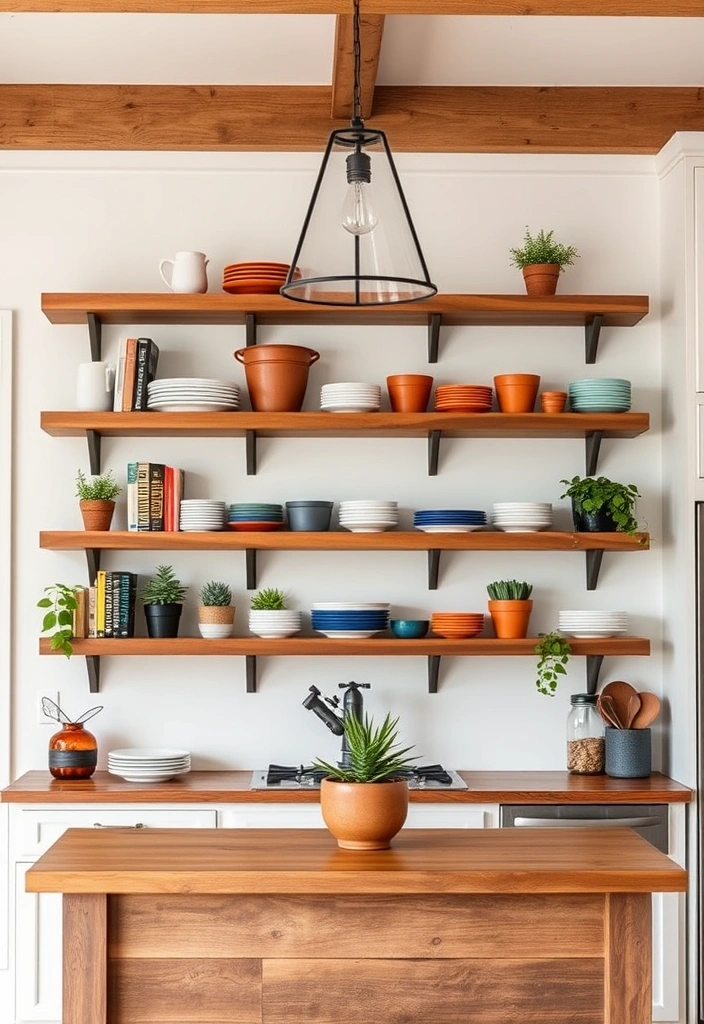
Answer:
[{"left": 164, "top": 465, "right": 174, "bottom": 532}]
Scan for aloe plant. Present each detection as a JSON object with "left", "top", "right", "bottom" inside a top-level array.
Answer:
[{"left": 312, "top": 712, "right": 417, "bottom": 783}]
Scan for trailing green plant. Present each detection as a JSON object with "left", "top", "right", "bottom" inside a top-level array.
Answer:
[
  {"left": 250, "top": 587, "right": 287, "bottom": 611},
  {"left": 509, "top": 227, "right": 579, "bottom": 272},
  {"left": 312, "top": 712, "right": 418, "bottom": 783},
  {"left": 199, "top": 580, "right": 232, "bottom": 606},
  {"left": 534, "top": 631, "right": 572, "bottom": 696},
  {"left": 139, "top": 564, "right": 187, "bottom": 605},
  {"left": 487, "top": 579, "right": 533, "bottom": 601},
  {"left": 75, "top": 468, "right": 122, "bottom": 501},
  {"left": 37, "top": 583, "right": 83, "bottom": 658},
  {"left": 560, "top": 475, "right": 642, "bottom": 536}
]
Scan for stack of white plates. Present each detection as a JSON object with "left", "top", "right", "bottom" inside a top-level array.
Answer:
[
  {"left": 557, "top": 610, "right": 629, "bottom": 638},
  {"left": 321, "top": 382, "right": 381, "bottom": 412},
  {"left": 568, "top": 378, "right": 631, "bottom": 413},
  {"left": 248, "top": 610, "right": 302, "bottom": 638},
  {"left": 108, "top": 747, "right": 191, "bottom": 783},
  {"left": 147, "top": 378, "right": 241, "bottom": 413},
  {"left": 338, "top": 500, "right": 399, "bottom": 533},
  {"left": 179, "top": 499, "right": 227, "bottom": 531},
  {"left": 491, "top": 502, "right": 553, "bottom": 532}
]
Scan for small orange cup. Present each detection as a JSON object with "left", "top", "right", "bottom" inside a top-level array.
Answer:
[{"left": 540, "top": 390, "right": 568, "bottom": 414}]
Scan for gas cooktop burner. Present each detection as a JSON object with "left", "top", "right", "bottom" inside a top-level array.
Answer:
[{"left": 250, "top": 764, "right": 468, "bottom": 790}]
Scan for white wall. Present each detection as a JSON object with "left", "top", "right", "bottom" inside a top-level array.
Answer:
[{"left": 0, "top": 150, "right": 663, "bottom": 777}]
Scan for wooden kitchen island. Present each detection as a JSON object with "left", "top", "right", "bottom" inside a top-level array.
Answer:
[{"left": 26, "top": 826, "right": 687, "bottom": 1024}]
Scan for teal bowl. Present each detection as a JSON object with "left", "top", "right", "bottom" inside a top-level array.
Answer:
[{"left": 390, "top": 619, "right": 429, "bottom": 639}]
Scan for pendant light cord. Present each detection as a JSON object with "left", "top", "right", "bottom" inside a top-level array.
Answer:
[{"left": 352, "top": 0, "right": 362, "bottom": 126}]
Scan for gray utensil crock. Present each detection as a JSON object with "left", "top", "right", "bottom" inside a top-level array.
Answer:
[
  {"left": 605, "top": 726, "right": 651, "bottom": 778},
  {"left": 285, "top": 501, "right": 334, "bottom": 532}
]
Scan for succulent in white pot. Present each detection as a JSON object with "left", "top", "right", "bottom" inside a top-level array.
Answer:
[
  {"left": 248, "top": 587, "right": 301, "bottom": 638},
  {"left": 198, "top": 580, "right": 235, "bottom": 638}
]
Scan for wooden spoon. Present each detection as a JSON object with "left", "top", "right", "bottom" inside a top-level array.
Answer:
[
  {"left": 625, "top": 693, "right": 642, "bottom": 729},
  {"left": 631, "top": 691, "right": 661, "bottom": 729},
  {"left": 597, "top": 694, "right": 623, "bottom": 729},
  {"left": 600, "top": 680, "right": 639, "bottom": 732}
]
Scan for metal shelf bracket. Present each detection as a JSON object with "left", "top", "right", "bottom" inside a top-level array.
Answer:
[
  {"left": 585, "top": 314, "right": 604, "bottom": 364},
  {"left": 87, "top": 313, "right": 102, "bottom": 362},
  {"left": 427, "top": 313, "right": 442, "bottom": 363},
  {"left": 585, "top": 430, "right": 603, "bottom": 477},
  {"left": 585, "top": 549, "right": 604, "bottom": 591},
  {"left": 87, "top": 656, "right": 100, "bottom": 694},
  {"left": 586, "top": 654, "right": 605, "bottom": 695},
  {"left": 427, "top": 655, "right": 440, "bottom": 693},
  {"left": 428, "top": 550, "right": 440, "bottom": 590},
  {"left": 245, "top": 313, "right": 257, "bottom": 348},
  {"left": 428, "top": 430, "right": 442, "bottom": 476},
  {"left": 86, "top": 429, "right": 101, "bottom": 476},
  {"left": 245, "top": 430, "right": 257, "bottom": 475},
  {"left": 246, "top": 549, "right": 257, "bottom": 590},
  {"left": 246, "top": 655, "right": 257, "bottom": 693}
]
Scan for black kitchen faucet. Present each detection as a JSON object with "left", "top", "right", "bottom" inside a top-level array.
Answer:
[{"left": 302, "top": 681, "right": 371, "bottom": 769}]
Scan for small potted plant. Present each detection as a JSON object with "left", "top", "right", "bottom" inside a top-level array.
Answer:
[
  {"left": 75, "top": 468, "right": 122, "bottom": 531},
  {"left": 487, "top": 579, "right": 533, "bottom": 639},
  {"left": 37, "top": 583, "right": 84, "bottom": 658},
  {"left": 560, "top": 475, "right": 642, "bottom": 536},
  {"left": 248, "top": 586, "right": 301, "bottom": 638},
  {"left": 140, "top": 564, "right": 187, "bottom": 638},
  {"left": 198, "top": 580, "right": 235, "bottom": 639},
  {"left": 312, "top": 711, "right": 418, "bottom": 850},
  {"left": 535, "top": 630, "right": 572, "bottom": 696},
  {"left": 509, "top": 226, "right": 579, "bottom": 296}
]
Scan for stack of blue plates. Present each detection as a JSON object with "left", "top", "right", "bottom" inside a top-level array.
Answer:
[
  {"left": 227, "top": 502, "right": 284, "bottom": 531},
  {"left": 568, "top": 378, "right": 631, "bottom": 413},
  {"left": 310, "top": 602, "right": 390, "bottom": 639},
  {"left": 413, "top": 509, "right": 487, "bottom": 533}
]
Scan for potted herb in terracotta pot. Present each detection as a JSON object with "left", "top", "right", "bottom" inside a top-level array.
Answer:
[
  {"left": 313, "top": 711, "right": 418, "bottom": 851},
  {"left": 140, "top": 564, "right": 187, "bottom": 638},
  {"left": 509, "top": 226, "right": 579, "bottom": 296},
  {"left": 75, "top": 468, "right": 122, "bottom": 531},
  {"left": 560, "top": 475, "right": 642, "bottom": 536},
  {"left": 487, "top": 579, "right": 533, "bottom": 639},
  {"left": 198, "top": 580, "right": 235, "bottom": 638}
]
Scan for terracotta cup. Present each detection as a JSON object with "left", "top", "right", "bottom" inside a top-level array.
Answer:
[
  {"left": 493, "top": 373, "right": 541, "bottom": 413},
  {"left": 540, "top": 390, "right": 568, "bottom": 413},
  {"left": 386, "top": 374, "right": 434, "bottom": 413},
  {"left": 234, "top": 344, "right": 320, "bottom": 412},
  {"left": 522, "top": 264, "right": 560, "bottom": 296}
]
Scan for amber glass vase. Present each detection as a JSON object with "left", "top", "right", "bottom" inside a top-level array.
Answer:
[{"left": 49, "top": 722, "right": 98, "bottom": 779}]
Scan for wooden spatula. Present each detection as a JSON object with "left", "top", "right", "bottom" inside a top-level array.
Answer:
[
  {"left": 601, "top": 680, "right": 639, "bottom": 732},
  {"left": 631, "top": 691, "right": 661, "bottom": 729}
]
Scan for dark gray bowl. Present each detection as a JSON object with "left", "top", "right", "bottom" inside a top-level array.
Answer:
[{"left": 285, "top": 501, "right": 334, "bottom": 532}]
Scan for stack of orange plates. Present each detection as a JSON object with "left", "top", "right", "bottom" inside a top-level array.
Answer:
[
  {"left": 434, "top": 384, "right": 493, "bottom": 413},
  {"left": 431, "top": 612, "right": 485, "bottom": 639},
  {"left": 222, "top": 261, "right": 301, "bottom": 295}
]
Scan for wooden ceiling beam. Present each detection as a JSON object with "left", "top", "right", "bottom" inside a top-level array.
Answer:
[
  {"left": 2, "top": 84, "right": 703, "bottom": 153},
  {"left": 0, "top": 1, "right": 700, "bottom": 13},
  {"left": 331, "top": 13, "right": 385, "bottom": 120}
]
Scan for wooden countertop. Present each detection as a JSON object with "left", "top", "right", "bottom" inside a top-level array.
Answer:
[
  {"left": 25, "top": 826, "right": 687, "bottom": 895},
  {"left": 1, "top": 770, "right": 693, "bottom": 804}
]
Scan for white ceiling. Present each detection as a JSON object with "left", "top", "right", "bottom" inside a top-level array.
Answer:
[{"left": 2, "top": 13, "right": 704, "bottom": 86}]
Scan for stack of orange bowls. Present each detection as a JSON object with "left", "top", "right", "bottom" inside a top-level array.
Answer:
[
  {"left": 434, "top": 384, "right": 493, "bottom": 412},
  {"left": 222, "top": 262, "right": 300, "bottom": 295},
  {"left": 431, "top": 612, "right": 485, "bottom": 639}
]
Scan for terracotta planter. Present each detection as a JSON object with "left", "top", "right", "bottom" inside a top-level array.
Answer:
[
  {"left": 540, "top": 390, "right": 568, "bottom": 413},
  {"left": 198, "top": 605, "right": 235, "bottom": 625},
  {"left": 493, "top": 374, "right": 540, "bottom": 413},
  {"left": 79, "top": 499, "right": 115, "bottom": 531},
  {"left": 234, "top": 344, "right": 320, "bottom": 412},
  {"left": 488, "top": 599, "right": 533, "bottom": 639},
  {"left": 320, "top": 777, "right": 409, "bottom": 850},
  {"left": 386, "top": 374, "right": 434, "bottom": 413},
  {"left": 522, "top": 264, "right": 560, "bottom": 296}
]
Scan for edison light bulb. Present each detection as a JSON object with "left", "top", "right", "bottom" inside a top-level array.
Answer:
[{"left": 341, "top": 148, "right": 378, "bottom": 235}]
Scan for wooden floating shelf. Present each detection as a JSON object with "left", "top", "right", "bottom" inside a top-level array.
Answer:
[{"left": 40, "top": 636, "right": 651, "bottom": 696}]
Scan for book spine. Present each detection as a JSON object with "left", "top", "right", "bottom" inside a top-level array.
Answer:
[
  {"left": 149, "top": 463, "right": 165, "bottom": 531},
  {"left": 137, "top": 462, "right": 150, "bottom": 532},
  {"left": 127, "top": 461, "right": 139, "bottom": 532},
  {"left": 121, "top": 337, "right": 138, "bottom": 412},
  {"left": 87, "top": 586, "right": 97, "bottom": 638},
  {"left": 111, "top": 572, "right": 121, "bottom": 639},
  {"left": 134, "top": 338, "right": 158, "bottom": 411},
  {"left": 163, "top": 465, "right": 173, "bottom": 532},
  {"left": 72, "top": 588, "right": 87, "bottom": 639},
  {"left": 113, "top": 338, "right": 127, "bottom": 411},
  {"left": 95, "top": 570, "right": 106, "bottom": 638},
  {"left": 174, "top": 468, "right": 184, "bottom": 532},
  {"left": 127, "top": 573, "right": 137, "bottom": 638},
  {"left": 104, "top": 571, "right": 114, "bottom": 638},
  {"left": 117, "top": 571, "right": 133, "bottom": 638}
]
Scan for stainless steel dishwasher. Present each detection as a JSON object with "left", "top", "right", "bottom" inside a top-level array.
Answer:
[{"left": 499, "top": 802, "right": 669, "bottom": 852}]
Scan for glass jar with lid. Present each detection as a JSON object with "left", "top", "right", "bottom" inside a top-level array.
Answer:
[{"left": 566, "top": 693, "right": 605, "bottom": 774}]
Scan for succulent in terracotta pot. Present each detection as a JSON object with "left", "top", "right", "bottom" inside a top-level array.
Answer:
[{"left": 486, "top": 579, "right": 534, "bottom": 639}]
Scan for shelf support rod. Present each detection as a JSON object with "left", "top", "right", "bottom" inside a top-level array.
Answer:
[
  {"left": 585, "top": 430, "right": 603, "bottom": 477},
  {"left": 586, "top": 654, "right": 604, "bottom": 695},
  {"left": 428, "top": 550, "right": 440, "bottom": 590},
  {"left": 87, "top": 313, "right": 102, "bottom": 362},
  {"left": 245, "top": 430, "right": 257, "bottom": 476},
  {"left": 586, "top": 549, "right": 604, "bottom": 591},
  {"left": 427, "top": 313, "right": 442, "bottom": 363},
  {"left": 246, "top": 549, "right": 257, "bottom": 590},
  {"left": 86, "top": 656, "right": 100, "bottom": 694},
  {"left": 585, "top": 314, "right": 603, "bottom": 364},
  {"left": 246, "top": 655, "right": 257, "bottom": 693},
  {"left": 86, "top": 430, "right": 101, "bottom": 476},
  {"left": 245, "top": 313, "right": 257, "bottom": 348},
  {"left": 428, "top": 430, "right": 441, "bottom": 476},
  {"left": 427, "top": 655, "right": 440, "bottom": 694},
  {"left": 86, "top": 549, "right": 100, "bottom": 581}
]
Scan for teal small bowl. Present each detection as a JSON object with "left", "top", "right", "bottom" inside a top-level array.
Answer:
[{"left": 390, "top": 619, "right": 429, "bottom": 639}]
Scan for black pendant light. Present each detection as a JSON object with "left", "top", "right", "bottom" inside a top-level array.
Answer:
[{"left": 280, "top": 0, "right": 437, "bottom": 307}]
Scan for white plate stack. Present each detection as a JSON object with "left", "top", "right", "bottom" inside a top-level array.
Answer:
[
  {"left": 147, "top": 378, "right": 241, "bottom": 413},
  {"left": 557, "top": 610, "right": 629, "bottom": 638},
  {"left": 338, "top": 500, "right": 399, "bottom": 533},
  {"left": 491, "top": 502, "right": 553, "bottom": 532},
  {"left": 248, "top": 610, "right": 302, "bottom": 638},
  {"left": 321, "top": 382, "right": 381, "bottom": 412},
  {"left": 179, "top": 499, "right": 227, "bottom": 531},
  {"left": 107, "top": 747, "right": 191, "bottom": 783}
]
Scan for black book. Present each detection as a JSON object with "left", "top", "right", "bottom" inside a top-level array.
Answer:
[
  {"left": 118, "top": 571, "right": 138, "bottom": 638},
  {"left": 104, "top": 570, "right": 114, "bottom": 638},
  {"left": 149, "top": 463, "right": 165, "bottom": 531},
  {"left": 133, "top": 338, "right": 160, "bottom": 411}
]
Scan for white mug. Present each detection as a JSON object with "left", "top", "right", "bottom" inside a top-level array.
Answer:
[
  {"left": 76, "top": 361, "right": 115, "bottom": 412},
  {"left": 159, "top": 250, "right": 209, "bottom": 294}
]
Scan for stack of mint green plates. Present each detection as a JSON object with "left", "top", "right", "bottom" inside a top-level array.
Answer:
[{"left": 568, "top": 377, "right": 631, "bottom": 413}]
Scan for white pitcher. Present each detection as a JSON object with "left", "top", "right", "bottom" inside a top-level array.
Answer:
[{"left": 159, "top": 251, "right": 209, "bottom": 294}]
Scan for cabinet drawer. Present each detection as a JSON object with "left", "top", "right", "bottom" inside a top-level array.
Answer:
[{"left": 17, "top": 807, "right": 217, "bottom": 858}]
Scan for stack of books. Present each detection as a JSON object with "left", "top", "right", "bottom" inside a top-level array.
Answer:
[
  {"left": 113, "top": 338, "right": 160, "bottom": 412},
  {"left": 127, "top": 462, "right": 184, "bottom": 532},
  {"left": 72, "top": 573, "right": 138, "bottom": 639}
]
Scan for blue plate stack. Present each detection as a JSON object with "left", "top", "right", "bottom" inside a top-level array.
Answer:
[
  {"left": 568, "top": 378, "right": 632, "bottom": 413},
  {"left": 226, "top": 502, "right": 284, "bottom": 531},
  {"left": 413, "top": 509, "right": 487, "bottom": 533},
  {"left": 310, "top": 602, "right": 390, "bottom": 639}
]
